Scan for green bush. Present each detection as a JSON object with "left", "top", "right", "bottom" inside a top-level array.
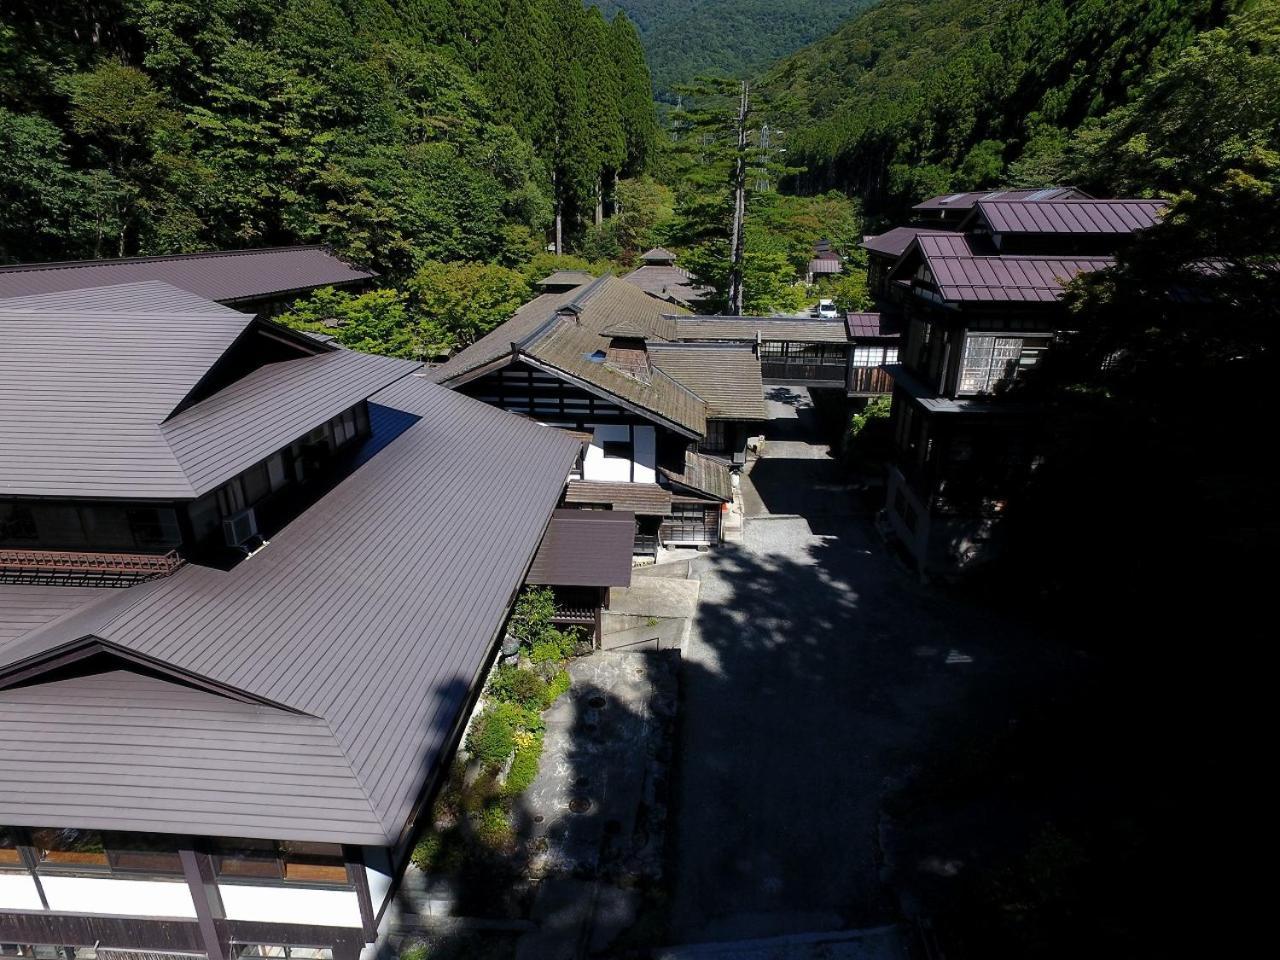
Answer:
[
  {"left": 543, "top": 669, "right": 571, "bottom": 708},
  {"left": 502, "top": 731, "right": 544, "bottom": 796},
  {"left": 843, "top": 394, "right": 893, "bottom": 465},
  {"left": 488, "top": 663, "right": 548, "bottom": 707},
  {"left": 475, "top": 801, "right": 513, "bottom": 849},
  {"left": 467, "top": 708, "right": 516, "bottom": 768}
]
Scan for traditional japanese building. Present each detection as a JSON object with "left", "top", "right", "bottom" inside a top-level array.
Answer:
[
  {"left": 430, "top": 274, "right": 767, "bottom": 555},
  {"left": 877, "top": 196, "right": 1166, "bottom": 574},
  {"left": 0, "top": 278, "right": 597, "bottom": 957}
]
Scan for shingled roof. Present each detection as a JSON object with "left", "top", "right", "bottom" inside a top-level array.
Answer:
[
  {"left": 0, "top": 375, "right": 581, "bottom": 845},
  {"left": 0, "top": 245, "right": 376, "bottom": 304},
  {"left": 431, "top": 275, "right": 717, "bottom": 437},
  {"left": 913, "top": 187, "right": 1088, "bottom": 211},
  {"left": 648, "top": 343, "right": 768, "bottom": 421},
  {"left": 671, "top": 315, "right": 851, "bottom": 344},
  {"left": 622, "top": 262, "right": 713, "bottom": 308}
]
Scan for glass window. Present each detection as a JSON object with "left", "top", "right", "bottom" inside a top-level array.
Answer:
[
  {"left": 958, "top": 335, "right": 1023, "bottom": 394},
  {"left": 885, "top": 347, "right": 899, "bottom": 364},
  {"left": 242, "top": 462, "right": 271, "bottom": 506},
  {"left": 1, "top": 826, "right": 24, "bottom": 867},
  {"left": 32, "top": 828, "right": 108, "bottom": 869},
  {"left": 852, "top": 346, "right": 882, "bottom": 366},
  {"left": 219, "top": 477, "right": 247, "bottom": 515},
  {"left": 126, "top": 507, "right": 180, "bottom": 548},
  {"left": 104, "top": 833, "right": 182, "bottom": 874},
  {"left": 601, "top": 440, "right": 632, "bottom": 460},
  {"left": 0, "top": 503, "right": 38, "bottom": 542},
  {"left": 267, "top": 452, "right": 288, "bottom": 491},
  {"left": 214, "top": 837, "right": 282, "bottom": 879},
  {"left": 281, "top": 841, "right": 347, "bottom": 884},
  {"left": 759, "top": 342, "right": 785, "bottom": 360}
]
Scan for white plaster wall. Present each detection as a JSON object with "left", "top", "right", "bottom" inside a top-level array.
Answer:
[
  {"left": 220, "top": 882, "right": 363, "bottom": 928},
  {"left": 583, "top": 424, "right": 655, "bottom": 483},
  {"left": 40, "top": 875, "right": 196, "bottom": 917},
  {"left": 0, "top": 872, "right": 43, "bottom": 910},
  {"left": 362, "top": 846, "right": 394, "bottom": 915}
]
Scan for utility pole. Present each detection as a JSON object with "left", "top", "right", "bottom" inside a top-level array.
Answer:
[{"left": 727, "top": 80, "right": 749, "bottom": 316}]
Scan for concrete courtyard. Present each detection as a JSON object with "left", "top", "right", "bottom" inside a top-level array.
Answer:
[{"left": 667, "top": 386, "right": 1042, "bottom": 944}]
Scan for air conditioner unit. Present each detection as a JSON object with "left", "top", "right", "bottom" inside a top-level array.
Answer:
[{"left": 222, "top": 507, "right": 259, "bottom": 549}]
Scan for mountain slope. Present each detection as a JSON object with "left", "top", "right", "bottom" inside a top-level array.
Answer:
[
  {"left": 591, "top": 1, "right": 881, "bottom": 96},
  {"left": 763, "top": 0, "right": 1242, "bottom": 214}
]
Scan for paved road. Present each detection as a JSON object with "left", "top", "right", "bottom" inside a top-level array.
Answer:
[{"left": 668, "top": 387, "right": 1031, "bottom": 943}]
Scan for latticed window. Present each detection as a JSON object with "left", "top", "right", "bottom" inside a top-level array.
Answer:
[
  {"left": 852, "top": 346, "right": 883, "bottom": 366},
  {"left": 958, "top": 336, "right": 1023, "bottom": 394}
]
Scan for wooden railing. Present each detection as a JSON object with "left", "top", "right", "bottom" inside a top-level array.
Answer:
[
  {"left": 551, "top": 606, "right": 597, "bottom": 625},
  {"left": 848, "top": 365, "right": 895, "bottom": 395},
  {"left": 761, "top": 360, "right": 847, "bottom": 385},
  {"left": 0, "top": 547, "right": 184, "bottom": 585}
]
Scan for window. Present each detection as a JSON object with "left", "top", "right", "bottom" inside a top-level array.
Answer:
[
  {"left": 703, "top": 420, "right": 728, "bottom": 452},
  {"left": 0, "top": 504, "right": 37, "bottom": 542},
  {"left": 958, "top": 335, "right": 1023, "bottom": 394},
  {"left": 126, "top": 507, "right": 180, "bottom": 548},
  {"left": 759, "top": 341, "right": 785, "bottom": 360},
  {"left": 852, "top": 346, "right": 883, "bottom": 366},
  {"left": 601, "top": 440, "right": 632, "bottom": 461},
  {"left": 213, "top": 838, "right": 347, "bottom": 885},
  {"left": 242, "top": 462, "right": 272, "bottom": 505},
  {"left": 884, "top": 347, "right": 899, "bottom": 364},
  {"left": 1, "top": 827, "right": 23, "bottom": 867},
  {"left": 104, "top": 833, "right": 182, "bottom": 874},
  {"left": 31, "top": 828, "right": 108, "bottom": 869}
]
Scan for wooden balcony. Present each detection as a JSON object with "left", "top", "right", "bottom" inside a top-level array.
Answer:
[
  {"left": 848, "top": 365, "right": 894, "bottom": 396},
  {"left": 0, "top": 547, "right": 185, "bottom": 586}
]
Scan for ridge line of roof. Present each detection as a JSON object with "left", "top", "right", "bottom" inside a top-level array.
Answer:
[
  {"left": 0, "top": 244, "right": 350, "bottom": 275},
  {"left": 513, "top": 273, "right": 614, "bottom": 353}
]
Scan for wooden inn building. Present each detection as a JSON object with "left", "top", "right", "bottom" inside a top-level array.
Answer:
[
  {"left": 0, "top": 260, "right": 635, "bottom": 957},
  {"left": 863, "top": 194, "right": 1167, "bottom": 575}
]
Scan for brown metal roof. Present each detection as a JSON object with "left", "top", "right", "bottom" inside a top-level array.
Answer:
[
  {"left": 807, "top": 258, "right": 843, "bottom": 274},
  {"left": 563, "top": 480, "right": 672, "bottom": 516},
  {"left": 0, "top": 246, "right": 376, "bottom": 304},
  {"left": 861, "top": 226, "right": 953, "bottom": 258},
  {"left": 671, "top": 316, "right": 851, "bottom": 344},
  {"left": 659, "top": 451, "right": 733, "bottom": 502},
  {"left": 0, "top": 282, "right": 415, "bottom": 499},
  {"left": 0, "top": 585, "right": 112, "bottom": 653},
  {"left": 432, "top": 275, "right": 707, "bottom": 438},
  {"left": 845, "top": 312, "right": 903, "bottom": 340},
  {"left": 648, "top": 343, "right": 767, "bottom": 421},
  {"left": 639, "top": 247, "right": 678, "bottom": 264},
  {"left": 975, "top": 199, "right": 1166, "bottom": 235},
  {"left": 913, "top": 187, "right": 1088, "bottom": 211},
  {"left": 0, "top": 376, "right": 581, "bottom": 844},
  {"left": 913, "top": 234, "right": 1113, "bottom": 303},
  {"left": 526, "top": 509, "right": 636, "bottom": 588},
  {"left": 536, "top": 270, "right": 595, "bottom": 289}
]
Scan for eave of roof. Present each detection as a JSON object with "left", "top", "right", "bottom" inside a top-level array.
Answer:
[{"left": 526, "top": 509, "right": 635, "bottom": 588}]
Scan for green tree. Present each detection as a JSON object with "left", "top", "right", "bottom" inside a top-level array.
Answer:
[{"left": 406, "top": 260, "right": 531, "bottom": 349}]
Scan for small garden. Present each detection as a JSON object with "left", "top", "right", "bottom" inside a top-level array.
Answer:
[{"left": 410, "top": 586, "right": 588, "bottom": 910}]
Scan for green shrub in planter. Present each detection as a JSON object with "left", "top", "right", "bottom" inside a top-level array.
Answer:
[
  {"left": 543, "top": 668, "right": 571, "bottom": 707},
  {"left": 476, "top": 801, "right": 513, "bottom": 849},
  {"left": 503, "top": 730, "right": 544, "bottom": 796},
  {"left": 467, "top": 708, "right": 516, "bottom": 768}
]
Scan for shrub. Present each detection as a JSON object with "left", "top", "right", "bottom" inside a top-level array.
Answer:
[
  {"left": 488, "top": 663, "right": 547, "bottom": 707},
  {"left": 503, "top": 730, "right": 543, "bottom": 796},
  {"left": 542, "top": 668, "right": 571, "bottom": 708},
  {"left": 475, "top": 801, "right": 513, "bottom": 849},
  {"left": 843, "top": 394, "right": 893, "bottom": 465},
  {"left": 467, "top": 708, "right": 516, "bottom": 768}
]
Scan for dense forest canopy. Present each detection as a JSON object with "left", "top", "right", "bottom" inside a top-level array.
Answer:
[
  {"left": 590, "top": 0, "right": 881, "bottom": 97},
  {"left": 762, "top": 0, "right": 1247, "bottom": 218},
  {"left": 0, "top": 0, "right": 656, "bottom": 272}
]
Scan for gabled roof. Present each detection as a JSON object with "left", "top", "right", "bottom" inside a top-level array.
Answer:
[
  {"left": 563, "top": 480, "right": 672, "bottom": 516},
  {"left": 671, "top": 315, "right": 851, "bottom": 344},
  {"left": 537, "top": 270, "right": 595, "bottom": 289},
  {"left": 0, "top": 245, "right": 376, "bottom": 304},
  {"left": 808, "top": 258, "right": 843, "bottom": 274},
  {"left": 0, "top": 282, "right": 414, "bottom": 499},
  {"left": 639, "top": 247, "right": 678, "bottom": 264},
  {"left": 648, "top": 343, "right": 767, "bottom": 421},
  {"left": 906, "top": 234, "right": 1113, "bottom": 303},
  {"left": 431, "top": 275, "right": 709, "bottom": 437},
  {"left": 0, "top": 377, "right": 581, "bottom": 844},
  {"left": 622, "top": 263, "right": 713, "bottom": 308},
  {"left": 913, "top": 186, "right": 1088, "bottom": 212},
  {"left": 861, "top": 226, "right": 953, "bottom": 259},
  {"left": 972, "top": 198, "right": 1166, "bottom": 235}
]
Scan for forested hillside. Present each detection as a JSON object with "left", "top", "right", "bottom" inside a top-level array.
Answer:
[
  {"left": 591, "top": 0, "right": 879, "bottom": 96},
  {"left": 0, "top": 0, "right": 656, "bottom": 271},
  {"left": 763, "top": 0, "right": 1245, "bottom": 217}
]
